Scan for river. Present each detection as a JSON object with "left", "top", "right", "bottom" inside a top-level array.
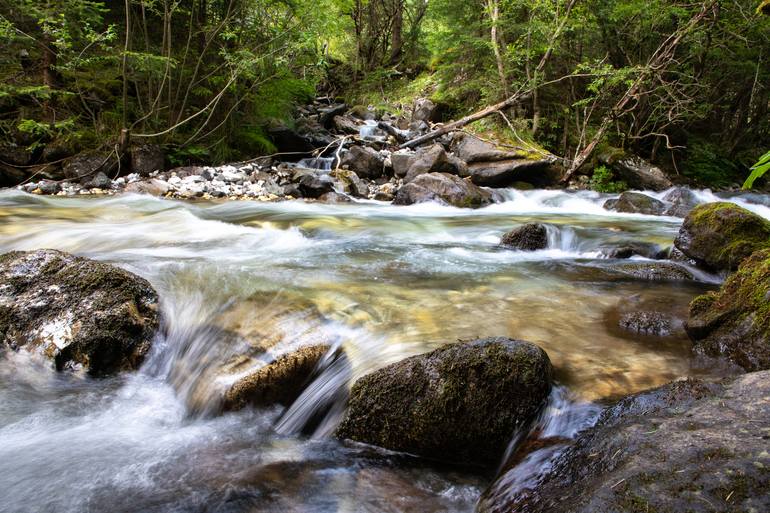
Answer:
[{"left": 1, "top": 188, "right": 767, "bottom": 513}]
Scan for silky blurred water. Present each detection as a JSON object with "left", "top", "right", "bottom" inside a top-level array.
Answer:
[{"left": 0, "top": 187, "right": 764, "bottom": 513}]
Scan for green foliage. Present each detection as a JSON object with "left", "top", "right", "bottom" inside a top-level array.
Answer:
[
  {"left": 742, "top": 150, "right": 770, "bottom": 190},
  {"left": 253, "top": 77, "right": 316, "bottom": 123},
  {"left": 589, "top": 165, "right": 627, "bottom": 193},
  {"left": 683, "top": 140, "right": 745, "bottom": 188},
  {"left": 166, "top": 145, "right": 210, "bottom": 168}
]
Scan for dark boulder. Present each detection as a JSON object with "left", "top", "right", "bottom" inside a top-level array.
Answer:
[
  {"left": 82, "top": 171, "right": 112, "bottom": 190},
  {"left": 393, "top": 172, "right": 494, "bottom": 208},
  {"left": 609, "top": 261, "right": 695, "bottom": 282},
  {"left": 319, "top": 103, "right": 347, "bottom": 129},
  {"left": 0, "top": 249, "right": 159, "bottom": 375},
  {"left": 500, "top": 224, "right": 549, "bottom": 251},
  {"left": 674, "top": 202, "right": 770, "bottom": 272},
  {"left": 335, "top": 337, "right": 553, "bottom": 466},
  {"left": 479, "top": 372, "right": 770, "bottom": 513},
  {"left": 296, "top": 172, "right": 335, "bottom": 198},
  {"left": 130, "top": 144, "right": 165, "bottom": 176},
  {"left": 390, "top": 152, "right": 414, "bottom": 178},
  {"left": 411, "top": 98, "right": 439, "bottom": 123},
  {"left": 223, "top": 344, "right": 331, "bottom": 410},
  {"left": 686, "top": 248, "right": 770, "bottom": 371},
  {"left": 403, "top": 144, "right": 466, "bottom": 183},
  {"left": 332, "top": 115, "right": 360, "bottom": 135},
  {"left": 62, "top": 154, "right": 114, "bottom": 182},
  {"left": 466, "top": 159, "right": 553, "bottom": 188},
  {"left": 339, "top": 145, "right": 384, "bottom": 179},
  {"left": 603, "top": 192, "right": 667, "bottom": 215},
  {"left": 267, "top": 121, "right": 316, "bottom": 155},
  {"left": 598, "top": 240, "right": 664, "bottom": 259}
]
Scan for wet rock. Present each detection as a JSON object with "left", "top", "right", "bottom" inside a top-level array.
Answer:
[
  {"left": 609, "top": 261, "right": 695, "bottom": 281},
  {"left": 686, "top": 248, "right": 770, "bottom": 371},
  {"left": 411, "top": 98, "right": 439, "bottom": 123},
  {"left": 619, "top": 311, "right": 673, "bottom": 336},
  {"left": 336, "top": 337, "right": 553, "bottom": 466},
  {"left": 0, "top": 249, "right": 159, "bottom": 375},
  {"left": 124, "top": 178, "right": 171, "bottom": 196},
  {"left": 450, "top": 133, "right": 520, "bottom": 163},
  {"left": 319, "top": 103, "right": 347, "bottom": 129},
  {"left": 339, "top": 145, "right": 384, "bottom": 179},
  {"left": 479, "top": 372, "right": 770, "bottom": 513},
  {"left": 598, "top": 151, "right": 673, "bottom": 191},
  {"left": 603, "top": 192, "right": 667, "bottom": 215},
  {"left": 82, "top": 171, "right": 112, "bottom": 190},
  {"left": 267, "top": 121, "right": 316, "bottom": 154},
  {"left": 37, "top": 179, "right": 61, "bottom": 195},
  {"left": 223, "top": 344, "right": 330, "bottom": 410},
  {"left": 295, "top": 170, "right": 335, "bottom": 198},
  {"left": 318, "top": 191, "right": 352, "bottom": 203},
  {"left": 130, "top": 144, "right": 165, "bottom": 176},
  {"left": 349, "top": 105, "right": 376, "bottom": 121},
  {"left": 334, "top": 170, "right": 368, "bottom": 198},
  {"left": 662, "top": 187, "right": 699, "bottom": 217},
  {"left": 674, "top": 202, "right": 770, "bottom": 272},
  {"left": 393, "top": 172, "right": 494, "bottom": 208},
  {"left": 403, "top": 144, "right": 466, "bottom": 183},
  {"left": 374, "top": 182, "right": 398, "bottom": 201},
  {"left": 500, "top": 224, "right": 549, "bottom": 251},
  {"left": 466, "top": 159, "right": 553, "bottom": 188},
  {"left": 598, "top": 240, "right": 664, "bottom": 259}
]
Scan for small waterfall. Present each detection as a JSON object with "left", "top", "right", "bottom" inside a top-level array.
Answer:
[
  {"left": 478, "top": 387, "right": 601, "bottom": 512},
  {"left": 544, "top": 224, "right": 579, "bottom": 252},
  {"left": 359, "top": 120, "right": 385, "bottom": 141},
  {"left": 296, "top": 157, "right": 334, "bottom": 172}
]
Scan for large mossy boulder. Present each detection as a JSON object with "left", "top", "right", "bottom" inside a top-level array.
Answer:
[
  {"left": 393, "top": 172, "right": 494, "bottom": 208},
  {"left": 500, "top": 223, "right": 549, "bottom": 251},
  {"left": 0, "top": 249, "right": 159, "bottom": 375},
  {"left": 686, "top": 248, "right": 770, "bottom": 371},
  {"left": 479, "top": 372, "right": 770, "bottom": 513},
  {"left": 335, "top": 337, "right": 553, "bottom": 466},
  {"left": 674, "top": 202, "right": 770, "bottom": 272}
]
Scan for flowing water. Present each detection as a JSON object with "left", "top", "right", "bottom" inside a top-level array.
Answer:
[{"left": 0, "top": 188, "right": 767, "bottom": 513}]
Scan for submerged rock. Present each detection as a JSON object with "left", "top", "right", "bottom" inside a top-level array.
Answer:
[
  {"left": 618, "top": 311, "right": 673, "bottom": 337},
  {"left": 0, "top": 249, "right": 159, "bottom": 375},
  {"left": 335, "top": 337, "right": 553, "bottom": 466},
  {"left": 393, "top": 172, "right": 494, "bottom": 208},
  {"left": 500, "top": 224, "right": 549, "bottom": 251},
  {"left": 223, "top": 344, "right": 331, "bottom": 411},
  {"left": 598, "top": 240, "right": 664, "bottom": 259},
  {"left": 603, "top": 192, "right": 667, "bottom": 215},
  {"left": 674, "top": 202, "right": 770, "bottom": 272},
  {"left": 609, "top": 261, "right": 695, "bottom": 282},
  {"left": 479, "top": 372, "right": 770, "bottom": 513},
  {"left": 686, "top": 248, "right": 770, "bottom": 371}
]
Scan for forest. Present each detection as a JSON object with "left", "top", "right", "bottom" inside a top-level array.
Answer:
[
  {"left": 1, "top": 0, "right": 768, "bottom": 188},
  {"left": 1, "top": 3, "right": 770, "bottom": 513}
]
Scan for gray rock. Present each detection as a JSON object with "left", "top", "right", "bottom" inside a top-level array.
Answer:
[
  {"left": 662, "top": 187, "right": 699, "bottom": 217},
  {"left": 403, "top": 144, "right": 466, "bottom": 183},
  {"left": 393, "top": 172, "right": 494, "bottom": 208},
  {"left": 332, "top": 115, "right": 360, "bottom": 135},
  {"left": 390, "top": 152, "right": 415, "bottom": 178},
  {"left": 339, "top": 145, "right": 384, "bottom": 179},
  {"left": 411, "top": 98, "right": 439, "bottom": 123},
  {"left": 297, "top": 172, "right": 335, "bottom": 198},
  {"left": 466, "top": 159, "right": 553, "bottom": 187},
  {"left": 603, "top": 192, "right": 667, "bottom": 215},
  {"left": 0, "top": 249, "right": 159, "bottom": 375},
  {"left": 336, "top": 337, "right": 552, "bottom": 466},
  {"left": 83, "top": 171, "right": 112, "bottom": 190},
  {"left": 619, "top": 311, "right": 673, "bottom": 336},
  {"left": 479, "top": 372, "right": 770, "bottom": 513},
  {"left": 609, "top": 261, "right": 695, "bottom": 281},
  {"left": 598, "top": 241, "right": 664, "bottom": 259},
  {"left": 599, "top": 152, "right": 674, "bottom": 191}
]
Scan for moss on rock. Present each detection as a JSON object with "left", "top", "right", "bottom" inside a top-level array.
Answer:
[
  {"left": 335, "top": 337, "right": 552, "bottom": 467},
  {"left": 674, "top": 202, "right": 770, "bottom": 272},
  {"left": 686, "top": 248, "right": 770, "bottom": 371}
]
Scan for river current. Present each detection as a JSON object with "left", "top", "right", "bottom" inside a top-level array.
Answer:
[{"left": 1, "top": 188, "right": 767, "bottom": 513}]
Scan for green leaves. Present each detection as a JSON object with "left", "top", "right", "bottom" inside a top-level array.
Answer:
[{"left": 742, "top": 150, "right": 770, "bottom": 190}]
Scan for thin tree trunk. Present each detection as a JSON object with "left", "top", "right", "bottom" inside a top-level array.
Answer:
[{"left": 486, "top": 0, "right": 508, "bottom": 96}]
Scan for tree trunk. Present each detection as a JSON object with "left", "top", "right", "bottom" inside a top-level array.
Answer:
[
  {"left": 486, "top": 0, "right": 508, "bottom": 97},
  {"left": 389, "top": 0, "right": 403, "bottom": 65}
]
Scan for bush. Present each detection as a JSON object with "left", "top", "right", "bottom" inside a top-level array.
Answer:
[{"left": 589, "top": 165, "right": 627, "bottom": 193}]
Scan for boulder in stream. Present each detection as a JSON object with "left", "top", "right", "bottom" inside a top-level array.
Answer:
[
  {"left": 674, "top": 202, "right": 770, "bottom": 272},
  {"left": 0, "top": 249, "right": 159, "bottom": 375},
  {"left": 393, "top": 172, "right": 494, "bottom": 208},
  {"left": 686, "top": 248, "right": 770, "bottom": 371},
  {"left": 603, "top": 192, "right": 667, "bottom": 215},
  {"left": 479, "top": 371, "right": 770, "bottom": 513},
  {"left": 339, "top": 145, "right": 384, "bottom": 179},
  {"left": 500, "top": 224, "right": 549, "bottom": 251},
  {"left": 403, "top": 144, "right": 466, "bottom": 183},
  {"left": 609, "top": 261, "right": 695, "bottom": 282},
  {"left": 335, "top": 337, "right": 553, "bottom": 466}
]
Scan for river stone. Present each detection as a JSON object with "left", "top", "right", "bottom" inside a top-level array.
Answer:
[
  {"left": 403, "top": 144, "right": 466, "bottom": 183},
  {"left": 411, "top": 98, "right": 439, "bottom": 123},
  {"left": 223, "top": 344, "right": 330, "bottom": 410},
  {"left": 335, "top": 337, "right": 553, "bottom": 466},
  {"left": 297, "top": 171, "right": 335, "bottom": 198},
  {"left": 674, "top": 202, "right": 770, "bottom": 272},
  {"left": 598, "top": 240, "right": 664, "bottom": 259},
  {"left": 610, "top": 261, "right": 695, "bottom": 282},
  {"left": 82, "top": 171, "right": 112, "bottom": 190},
  {"left": 0, "top": 249, "right": 159, "bottom": 375},
  {"left": 478, "top": 371, "right": 770, "bottom": 513},
  {"left": 686, "top": 248, "right": 770, "bottom": 371},
  {"left": 339, "top": 145, "right": 384, "bottom": 179},
  {"left": 619, "top": 311, "right": 673, "bottom": 336},
  {"left": 603, "top": 192, "right": 667, "bottom": 215},
  {"left": 450, "top": 133, "right": 520, "bottom": 163},
  {"left": 662, "top": 187, "right": 699, "bottom": 217},
  {"left": 501, "top": 223, "right": 549, "bottom": 251},
  {"left": 393, "top": 172, "right": 494, "bottom": 208},
  {"left": 465, "top": 159, "right": 553, "bottom": 188}
]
